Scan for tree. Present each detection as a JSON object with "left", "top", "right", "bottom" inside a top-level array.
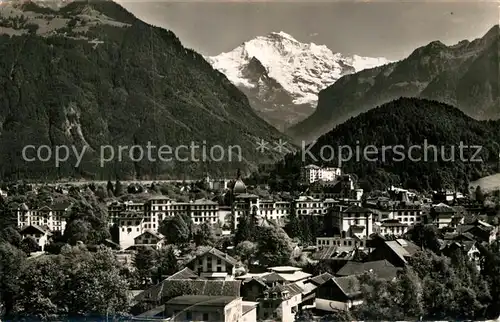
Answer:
[
  {"left": 193, "top": 222, "right": 216, "bottom": 246},
  {"left": 15, "top": 245, "right": 129, "bottom": 319},
  {"left": 95, "top": 186, "right": 108, "bottom": 201},
  {"left": 156, "top": 246, "right": 178, "bottom": 281},
  {"left": 284, "top": 212, "right": 301, "bottom": 240},
  {"left": 0, "top": 242, "right": 26, "bottom": 318},
  {"left": 159, "top": 215, "right": 190, "bottom": 245},
  {"left": 114, "top": 180, "right": 123, "bottom": 197},
  {"left": 256, "top": 225, "right": 293, "bottom": 267},
  {"left": 234, "top": 216, "right": 254, "bottom": 245},
  {"left": 134, "top": 247, "right": 157, "bottom": 286},
  {"left": 235, "top": 241, "right": 257, "bottom": 264},
  {"left": 0, "top": 227, "right": 22, "bottom": 247},
  {"left": 476, "top": 186, "right": 485, "bottom": 204}
]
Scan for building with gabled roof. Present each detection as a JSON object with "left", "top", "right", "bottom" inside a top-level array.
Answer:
[
  {"left": 315, "top": 276, "right": 363, "bottom": 312},
  {"left": 335, "top": 260, "right": 401, "bottom": 280},
  {"left": 186, "top": 247, "right": 239, "bottom": 280},
  {"left": 366, "top": 238, "right": 420, "bottom": 267},
  {"left": 258, "top": 282, "right": 304, "bottom": 322},
  {"left": 20, "top": 224, "right": 52, "bottom": 251}
]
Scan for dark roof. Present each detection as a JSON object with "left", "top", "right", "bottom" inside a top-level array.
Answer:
[
  {"left": 336, "top": 260, "right": 400, "bottom": 280},
  {"left": 345, "top": 205, "right": 371, "bottom": 213},
  {"left": 189, "top": 247, "right": 238, "bottom": 267},
  {"left": 308, "top": 272, "right": 334, "bottom": 286},
  {"left": 261, "top": 272, "right": 286, "bottom": 283},
  {"left": 166, "top": 295, "right": 237, "bottom": 307},
  {"left": 333, "top": 276, "right": 361, "bottom": 298},
  {"left": 384, "top": 239, "right": 420, "bottom": 264},
  {"left": 266, "top": 282, "right": 304, "bottom": 297},
  {"left": 312, "top": 247, "right": 355, "bottom": 260},
  {"left": 134, "top": 279, "right": 241, "bottom": 303},
  {"left": 20, "top": 224, "right": 51, "bottom": 235},
  {"left": 167, "top": 267, "right": 199, "bottom": 280},
  {"left": 242, "top": 303, "right": 258, "bottom": 315}
]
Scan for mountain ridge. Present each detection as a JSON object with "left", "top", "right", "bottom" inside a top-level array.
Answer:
[
  {"left": 287, "top": 25, "right": 500, "bottom": 143},
  {"left": 0, "top": 0, "right": 289, "bottom": 181},
  {"left": 207, "top": 31, "right": 391, "bottom": 131},
  {"left": 260, "top": 97, "right": 500, "bottom": 192}
]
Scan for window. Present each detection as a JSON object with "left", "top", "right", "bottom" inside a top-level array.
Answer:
[
  {"left": 202, "top": 313, "right": 209, "bottom": 320},
  {"left": 186, "top": 311, "right": 192, "bottom": 320}
]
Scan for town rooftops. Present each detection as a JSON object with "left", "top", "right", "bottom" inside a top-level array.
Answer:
[{"left": 165, "top": 295, "right": 238, "bottom": 307}]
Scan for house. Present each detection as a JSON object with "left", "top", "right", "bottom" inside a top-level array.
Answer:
[
  {"left": 457, "top": 219, "right": 498, "bottom": 244},
  {"left": 316, "top": 235, "right": 367, "bottom": 250},
  {"left": 132, "top": 269, "right": 241, "bottom": 315},
  {"left": 164, "top": 295, "right": 257, "bottom": 322},
  {"left": 335, "top": 260, "right": 401, "bottom": 280},
  {"left": 366, "top": 239, "right": 420, "bottom": 267},
  {"left": 118, "top": 211, "right": 146, "bottom": 250},
  {"left": 20, "top": 225, "right": 52, "bottom": 251},
  {"left": 186, "top": 247, "right": 239, "bottom": 280},
  {"left": 429, "top": 203, "right": 462, "bottom": 228},
  {"left": 129, "top": 229, "right": 165, "bottom": 250},
  {"left": 315, "top": 276, "right": 363, "bottom": 312},
  {"left": 300, "top": 272, "right": 333, "bottom": 309},
  {"left": 378, "top": 219, "right": 409, "bottom": 236},
  {"left": 329, "top": 205, "right": 374, "bottom": 239},
  {"left": 442, "top": 241, "right": 481, "bottom": 266},
  {"left": 241, "top": 277, "right": 268, "bottom": 301},
  {"left": 258, "top": 282, "right": 303, "bottom": 322},
  {"left": 301, "top": 165, "right": 341, "bottom": 184}
]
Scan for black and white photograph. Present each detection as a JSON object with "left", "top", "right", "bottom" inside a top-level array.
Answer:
[{"left": 0, "top": 0, "right": 499, "bottom": 320}]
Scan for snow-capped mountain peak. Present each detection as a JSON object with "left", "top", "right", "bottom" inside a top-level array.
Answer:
[{"left": 208, "top": 31, "right": 391, "bottom": 107}]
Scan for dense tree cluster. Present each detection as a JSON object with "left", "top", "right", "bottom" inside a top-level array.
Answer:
[
  {"left": 0, "top": 1, "right": 284, "bottom": 181},
  {"left": 259, "top": 98, "right": 500, "bottom": 192}
]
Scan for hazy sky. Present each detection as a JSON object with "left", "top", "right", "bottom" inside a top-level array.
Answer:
[{"left": 118, "top": 1, "right": 499, "bottom": 60}]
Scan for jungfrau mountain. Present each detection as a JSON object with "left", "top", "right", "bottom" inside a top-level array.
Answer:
[
  {"left": 0, "top": 0, "right": 289, "bottom": 180},
  {"left": 287, "top": 25, "right": 500, "bottom": 144},
  {"left": 207, "top": 31, "right": 391, "bottom": 131}
]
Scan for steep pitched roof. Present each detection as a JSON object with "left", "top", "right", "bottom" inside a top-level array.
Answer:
[
  {"left": 167, "top": 267, "right": 199, "bottom": 280},
  {"left": 20, "top": 224, "right": 51, "bottom": 235},
  {"left": 134, "top": 279, "right": 241, "bottom": 303},
  {"left": 333, "top": 276, "right": 362, "bottom": 298},
  {"left": 189, "top": 247, "right": 238, "bottom": 267},
  {"left": 266, "top": 282, "right": 304, "bottom": 297},
  {"left": 308, "top": 272, "right": 334, "bottom": 286},
  {"left": 135, "top": 229, "right": 165, "bottom": 241},
  {"left": 336, "top": 260, "right": 400, "bottom": 280}
]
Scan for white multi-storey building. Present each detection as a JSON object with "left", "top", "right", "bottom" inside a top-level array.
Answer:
[
  {"left": 328, "top": 205, "right": 374, "bottom": 239},
  {"left": 301, "top": 165, "right": 341, "bottom": 184},
  {"left": 17, "top": 201, "right": 72, "bottom": 233}
]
